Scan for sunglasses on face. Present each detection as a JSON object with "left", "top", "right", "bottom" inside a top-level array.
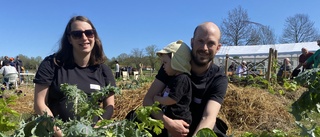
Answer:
[{"left": 69, "top": 29, "right": 95, "bottom": 39}]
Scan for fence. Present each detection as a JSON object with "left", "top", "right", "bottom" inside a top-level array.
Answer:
[{"left": 224, "top": 48, "right": 278, "bottom": 82}]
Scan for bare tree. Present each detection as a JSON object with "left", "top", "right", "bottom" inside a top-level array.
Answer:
[
  {"left": 221, "top": 6, "right": 276, "bottom": 46},
  {"left": 259, "top": 26, "right": 276, "bottom": 45},
  {"left": 145, "top": 45, "right": 159, "bottom": 72},
  {"left": 221, "top": 6, "right": 252, "bottom": 46},
  {"left": 246, "top": 25, "right": 276, "bottom": 45},
  {"left": 246, "top": 28, "right": 260, "bottom": 45},
  {"left": 280, "top": 14, "right": 319, "bottom": 43}
]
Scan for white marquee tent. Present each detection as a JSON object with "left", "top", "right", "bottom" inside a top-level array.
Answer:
[{"left": 216, "top": 42, "right": 319, "bottom": 58}]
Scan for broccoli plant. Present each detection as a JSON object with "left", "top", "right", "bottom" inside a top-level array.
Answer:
[
  {"left": 291, "top": 68, "right": 320, "bottom": 137},
  {"left": 12, "top": 83, "right": 164, "bottom": 137}
]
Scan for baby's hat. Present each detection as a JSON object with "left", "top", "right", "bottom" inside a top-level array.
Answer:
[{"left": 157, "top": 40, "right": 191, "bottom": 75}]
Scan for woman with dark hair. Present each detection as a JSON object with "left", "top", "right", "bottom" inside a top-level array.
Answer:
[{"left": 33, "top": 16, "right": 116, "bottom": 136}]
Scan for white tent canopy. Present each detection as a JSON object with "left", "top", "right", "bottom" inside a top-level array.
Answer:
[{"left": 216, "top": 42, "right": 319, "bottom": 58}]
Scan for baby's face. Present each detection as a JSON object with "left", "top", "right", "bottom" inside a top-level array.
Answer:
[{"left": 161, "top": 54, "right": 176, "bottom": 76}]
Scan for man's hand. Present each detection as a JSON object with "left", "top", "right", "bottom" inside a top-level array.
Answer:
[{"left": 164, "top": 118, "right": 189, "bottom": 137}]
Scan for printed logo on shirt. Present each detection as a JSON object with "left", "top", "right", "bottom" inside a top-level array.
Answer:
[{"left": 90, "top": 84, "right": 101, "bottom": 90}]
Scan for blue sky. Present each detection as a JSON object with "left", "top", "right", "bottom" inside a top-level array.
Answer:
[{"left": 1, "top": 1, "right": 319, "bottom": 59}]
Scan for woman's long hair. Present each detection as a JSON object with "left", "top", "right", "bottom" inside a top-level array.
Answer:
[{"left": 54, "top": 16, "right": 106, "bottom": 66}]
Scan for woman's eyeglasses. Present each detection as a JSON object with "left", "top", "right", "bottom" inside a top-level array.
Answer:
[{"left": 69, "top": 29, "right": 95, "bottom": 39}]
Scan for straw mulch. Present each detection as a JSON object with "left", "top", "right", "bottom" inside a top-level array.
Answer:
[
  {"left": 7, "top": 85, "right": 35, "bottom": 115},
  {"left": 220, "top": 83, "right": 306, "bottom": 136},
  {"left": 112, "top": 83, "right": 150, "bottom": 120},
  {"left": 7, "top": 82, "right": 306, "bottom": 136}
]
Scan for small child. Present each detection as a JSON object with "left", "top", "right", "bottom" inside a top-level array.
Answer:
[{"left": 154, "top": 40, "right": 192, "bottom": 136}]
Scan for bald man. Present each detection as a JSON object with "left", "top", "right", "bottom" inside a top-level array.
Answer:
[
  {"left": 295, "top": 47, "right": 314, "bottom": 72},
  {"left": 143, "top": 22, "right": 228, "bottom": 137}
]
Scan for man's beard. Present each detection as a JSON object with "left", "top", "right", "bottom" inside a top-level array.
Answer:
[{"left": 191, "top": 51, "right": 214, "bottom": 67}]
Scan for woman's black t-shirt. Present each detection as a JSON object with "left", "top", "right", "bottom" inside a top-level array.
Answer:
[{"left": 33, "top": 55, "right": 116, "bottom": 121}]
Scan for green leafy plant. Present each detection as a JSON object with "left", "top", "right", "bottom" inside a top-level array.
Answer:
[
  {"left": 195, "top": 128, "right": 217, "bottom": 137},
  {"left": 291, "top": 68, "right": 320, "bottom": 136},
  {"left": 134, "top": 101, "right": 164, "bottom": 135},
  {"left": 0, "top": 94, "right": 20, "bottom": 132},
  {"left": 283, "top": 79, "right": 297, "bottom": 92},
  {"left": 120, "top": 80, "right": 140, "bottom": 89},
  {"left": 14, "top": 112, "right": 55, "bottom": 137},
  {"left": 11, "top": 83, "right": 163, "bottom": 137}
]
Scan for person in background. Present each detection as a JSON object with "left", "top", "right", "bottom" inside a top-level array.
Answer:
[
  {"left": 0, "top": 61, "right": 18, "bottom": 86},
  {"left": 277, "top": 58, "right": 293, "bottom": 78},
  {"left": 2, "top": 56, "right": 10, "bottom": 67},
  {"left": 33, "top": 15, "right": 116, "bottom": 137},
  {"left": 127, "top": 66, "right": 132, "bottom": 75},
  {"left": 115, "top": 60, "right": 120, "bottom": 79},
  {"left": 228, "top": 62, "right": 236, "bottom": 73},
  {"left": 294, "top": 48, "right": 313, "bottom": 72},
  {"left": 14, "top": 56, "right": 23, "bottom": 73},
  {"left": 236, "top": 61, "right": 247, "bottom": 77},
  {"left": 152, "top": 40, "right": 192, "bottom": 136},
  {"left": 304, "top": 40, "right": 320, "bottom": 68},
  {"left": 20, "top": 66, "right": 26, "bottom": 83},
  {"left": 143, "top": 22, "right": 228, "bottom": 137},
  {"left": 9, "top": 57, "right": 15, "bottom": 67},
  {"left": 14, "top": 56, "right": 23, "bottom": 83}
]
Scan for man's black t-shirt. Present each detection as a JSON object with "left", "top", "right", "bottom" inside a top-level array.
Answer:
[
  {"left": 156, "top": 63, "right": 228, "bottom": 136},
  {"left": 33, "top": 55, "right": 116, "bottom": 121},
  {"left": 162, "top": 73, "right": 192, "bottom": 124}
]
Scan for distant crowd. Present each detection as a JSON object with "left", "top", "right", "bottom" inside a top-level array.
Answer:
[
  {"left": 0, "top": 55, "right": 24, "bottom": 86},
  {"left": 0, "top": 56, "right": 23, "bottom": 71}
]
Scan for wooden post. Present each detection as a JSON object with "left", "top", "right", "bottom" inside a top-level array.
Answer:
[
  {"left": 139, "top": 63, "right": 143, "bottom": 76},
  {"left": 225, "top": 54, "right": 229, "bottom": 76},
  {"left": 266, "top": 48, "right": 273, "bottom": 82},
  {"left": 274, "top": 50, "right": 278, "bottom": 74}
]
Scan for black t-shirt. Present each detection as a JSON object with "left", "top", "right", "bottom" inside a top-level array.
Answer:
[
  {"left": 156, "top": 63, "right": 228, "bottom": 136},
  {"left": 33, "top": 55, "right": 116, "bottom": 121},
  {"left": 162, "top": 73, "right": 192, "bottom": 124}
]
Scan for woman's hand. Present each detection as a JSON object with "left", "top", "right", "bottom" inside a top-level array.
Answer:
[{"left": 53, "top": 126, "right": 63, "bottom": 137}]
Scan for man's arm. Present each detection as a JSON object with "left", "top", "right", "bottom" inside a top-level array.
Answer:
[
  {"left": 192, "top": 100, "right": 221, "bottom": 136},
  {"left": 294, "top": 62, "right": 303, "bottom": 70}
]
